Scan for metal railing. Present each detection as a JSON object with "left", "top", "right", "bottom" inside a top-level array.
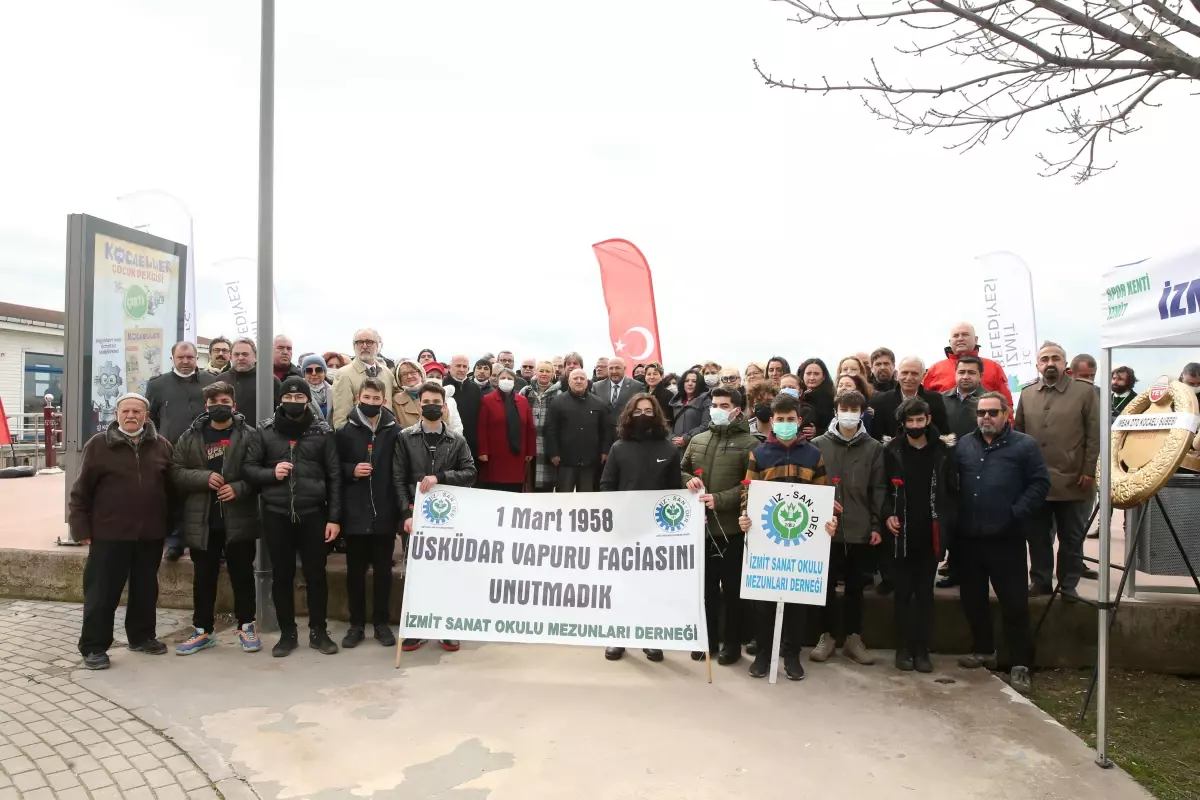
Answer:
[{"left": 3, "top": 407, "right": 64, "bottom": 471}]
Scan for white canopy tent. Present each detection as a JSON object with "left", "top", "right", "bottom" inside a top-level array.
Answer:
[{"left": 1095, "top": 244, "right": 1200, "bottom": 766}]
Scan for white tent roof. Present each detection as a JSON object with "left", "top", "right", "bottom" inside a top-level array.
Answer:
[{"left": 1101, "top": 246, "right": 1200, "bottom": 348}]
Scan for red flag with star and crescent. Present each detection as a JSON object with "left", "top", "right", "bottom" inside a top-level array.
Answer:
[{"left": 592, "top": 238, "right": 663, "bottom": 365}]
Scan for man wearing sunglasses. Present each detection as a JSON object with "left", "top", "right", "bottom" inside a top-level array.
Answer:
[
  {"left": 954, "top": 391, "right": 1049, "bottom": 695},
  {"left": 331, "top": 328, "right": 396, "bottom": 430}
]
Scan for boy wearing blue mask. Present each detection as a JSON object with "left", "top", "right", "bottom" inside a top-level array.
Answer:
[{"left": 739, "top": 393, "right": 835, "bottom": 681}]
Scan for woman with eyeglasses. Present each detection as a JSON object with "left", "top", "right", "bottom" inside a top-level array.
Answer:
[
  {"left": 744, "top": 362, "right": 766, "bottom": 386},
  {"left": 477, "top": 367, "right": 536, "bottom": 492},
  {"left": 670, "top": 368, "right": 711, "bottom": 447},
  {"left": 642, "top": 362, "right": 675, "bottom": 425},
  {"left": 599, "top": 393, "right": 682, "bottom": 664},
  {"left": 719, "top": 366, "right": 742, "bottom": 392},
  {"left": 300, "top": 354, "right": 333, "bottom": 422},
  {"left": 391, "top": 360, "right": 427, "bottom": 428}
]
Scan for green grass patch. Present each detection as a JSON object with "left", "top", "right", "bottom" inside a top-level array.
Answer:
[{"left": 1031, "top": 668, "right": 1200, "bottom": 800}]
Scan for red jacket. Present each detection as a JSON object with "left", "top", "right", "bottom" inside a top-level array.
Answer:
[
  {"left": 923, "top": 347, "right": 1013, "bottom": 408},
  {"left": 478, "top": 390, "right": 537, "bottom": 485}
]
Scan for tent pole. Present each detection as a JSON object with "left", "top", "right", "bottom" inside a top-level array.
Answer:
[{"left": 1095, "top": 347, "right": 1113, "bottom": 769}]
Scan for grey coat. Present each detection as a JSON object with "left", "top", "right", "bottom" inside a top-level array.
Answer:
[{"left": 813, "top": 420, "right": 887, "bottom": 544}]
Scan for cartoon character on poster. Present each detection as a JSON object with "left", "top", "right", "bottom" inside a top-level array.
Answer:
[{"left": 92, "top": 361, "right": 123, "bottom": 431}]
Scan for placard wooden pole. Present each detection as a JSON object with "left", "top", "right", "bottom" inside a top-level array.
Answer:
[
  {"left": 705, "top": 651, "right": 712, "bottom": 684},
  {"left": 394, "top": 638, "right": 403, "bottom": 669},
  {"left": 768, "top": 601, "right": 784, "bottom": 685}
]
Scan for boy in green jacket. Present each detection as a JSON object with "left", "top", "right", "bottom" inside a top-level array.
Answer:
[{"left": 682, "top": 387, "right": 760, "bottom": 666}]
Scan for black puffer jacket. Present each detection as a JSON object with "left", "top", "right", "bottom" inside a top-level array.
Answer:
[
  {"left": 218, "top": 366, "right": 283, "bottom": 424},
  {"left": 884, "top": 432, "right": 959, "bottom": 557},
  {"left": 244, "top": 408, "right": 342, "bottom": 523},
  {"left": 544, "top": 389, "right": 612, "bottom": 467},
  {"left": 600, "top": 435, "right": 682, "bottom": 492},
  {"left": 393, "top": 422, "right": 477, "bottom": 521},
  {"left": 170, "top": 413, "right": 261, "bottom": 550},
  {"left": 336, "top": 407, "right": 402, "bottom": 536}
]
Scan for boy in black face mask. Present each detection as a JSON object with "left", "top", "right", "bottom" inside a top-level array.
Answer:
[
  {"left": 394, "top": 381, "right": 477, "bottom": 653},
  {"left": 169, "top": 381, "right": 263, "bottom": 655},
  {"left": 245, "top": 376, "right": 342, "bottom": 657},
  {"left": 335, "top": 378, "right": 403, "bottom": 648},
  {"left": 883, "top": 396, "right": 958, "bottom": 673}
]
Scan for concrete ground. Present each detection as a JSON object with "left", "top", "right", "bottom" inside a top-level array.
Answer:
[{"left": 70, "top": 615, "right": 1151, "bottom": 800}]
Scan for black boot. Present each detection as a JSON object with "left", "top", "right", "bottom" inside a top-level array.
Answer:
[
  {"left": 309, "top": 629, "right": 339, "bottom": 655},
  {"left": 272, "top": 630, "right": 299, "bottom": 658},
  {"left": 783, "top": 653, "right": 805, "bottom": 681},
  {"left": 374, "top": 624, "right": 396, "bottom": 647},
  {"left": 643, "top": 649, "right": 664, "bottom": 662},
  {"left": 605, "top": 646, "right": 625, "bottom": 661},
  {"left": 717, "top": 647, "right": 741, "bottom": 666},
  {"left": 914, "top": 652, "right": 934, "bottom": 674},
  {"left": 690, "top": 651, "right": 705, "bottom": 661},
  {"left": 748, "top": 650, "right": 772, "bottom": 679},
  {"left": 895, "top": 649, "right": 915, "bottom": 671},
  {"left": 341, "top": 627, "right": 365, "bottom": 649}
]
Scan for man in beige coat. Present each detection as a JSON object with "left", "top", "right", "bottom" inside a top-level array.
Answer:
[
  {"left": 331, "top": 329, "right": 395, "bottom": 429},
  {"left": 1014, "top": 341, "right": 1100, "bottom": 600}
]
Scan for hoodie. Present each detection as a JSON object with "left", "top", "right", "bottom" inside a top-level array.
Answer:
[{"left": 812, "top": 417, "right": 887, "bottom": 545}]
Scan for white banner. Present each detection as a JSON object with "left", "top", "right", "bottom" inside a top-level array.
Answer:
[
  {"left": 978, "top": 251, "right": 1039, "bottom": 394},
  {"left": 400, "top": 486, "right": 708, "bottom": 651},
  {"left": 1112, "top": 412, "right": 1200, "bottom": 432},
  {"left": 741, "top": 481, "right": 834, "bottom": 605},
  {"left": 1101, "top": 247, "right": 1200, "bottom": 348}
]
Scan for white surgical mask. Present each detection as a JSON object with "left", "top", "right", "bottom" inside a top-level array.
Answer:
[
  {"left": 120, "top": 426, "right": 144, "bottom": 439},
  {"left": 709, "top": 408, "right": 731, "bottom": 427},
  {"left": 666, "top": 384, "right": 678, "bottom": 395},
  {"left": 498, "top": 379, "right": 515, "bottom": 393},
  {"left": 704, "top": 374, "right": 719, "bottom": 387},
  {"left": 1193, "top": 386, "right": 1200, "bottom": 396},
  {"left": 427, "top": 377, "right": 442, "bottom": 386},
  {"left": 837, "top": 411, "right": 860, "bottom": 429},
  {"left": 781, "top": 387, "right": 800, "bottom": 398}
]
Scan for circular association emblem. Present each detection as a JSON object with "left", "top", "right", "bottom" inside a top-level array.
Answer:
[
  {"left": 654, "top": 494, "right": 691, "bottom": 533},
  {"left": 124, "top": 285, "right": 148, "bottom": 320},
  {"left": 761, "top": 496, "right": 812, "bottom": 546},
  {"left": 421, "top": 490, "right": 458, "bottom": 526}
]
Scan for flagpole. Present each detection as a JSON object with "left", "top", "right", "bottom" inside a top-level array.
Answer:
[{"left": 255, "top": 0, "right": 278, "bottom": 633}]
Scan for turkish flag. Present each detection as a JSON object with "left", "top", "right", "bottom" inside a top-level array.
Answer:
[
  {"left": 0, "top": 397, "right": 11, "bottom": 446},
  {"left": 592, "top": 238, "right": 663, "bottom": 365}
]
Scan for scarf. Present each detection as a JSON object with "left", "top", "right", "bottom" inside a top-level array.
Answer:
[
  {"left": 309, "top": 381, "right": 331, "bottom": 417},
  {"left": 274, "top": 405, "right": 313, "bottom": 438},
  {"left": 502, "top": 389, "right": 522, "bottom": 455}
]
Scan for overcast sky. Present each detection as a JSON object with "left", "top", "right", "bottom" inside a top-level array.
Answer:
[{"left": 1, "top": 0, "right": 1197, "bottom": 384}]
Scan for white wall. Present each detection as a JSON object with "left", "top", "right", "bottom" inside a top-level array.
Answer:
[{"left": 0, "top": 323, "right": 63, "bottom": 438}]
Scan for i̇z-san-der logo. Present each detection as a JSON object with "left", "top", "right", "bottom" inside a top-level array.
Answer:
[
  {"left": 654, "top": 494, "right": 691, "bottom": 533},
  {"left": 761, "top": 489, "right": 820, "bottom": 546},
  {"left": 421, "top": 490, "right": 459, "bottom": 526}
]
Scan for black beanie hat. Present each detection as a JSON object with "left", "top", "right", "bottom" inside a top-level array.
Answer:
[{"left": 280, "top": 376, "right": 312, "bottom": 401}]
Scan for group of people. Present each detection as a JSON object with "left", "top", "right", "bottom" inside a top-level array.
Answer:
[{"left": 69, "top": 322, "right": 1159, "bottom": 694}]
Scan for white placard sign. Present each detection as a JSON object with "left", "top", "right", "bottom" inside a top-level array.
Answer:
[
  {"left": 741, "top": 480, "right": 834, "bottom": 606},
  {"left": 400, "top": 486, "right": 708, "bottom": 651},
  {"left": 1112, "top": 413, "right": 1200, "bottom": 433}
]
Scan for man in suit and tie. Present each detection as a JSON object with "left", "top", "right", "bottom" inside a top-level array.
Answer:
[{"left": 593, "top": 357, "right": 646, "bottom": 432}]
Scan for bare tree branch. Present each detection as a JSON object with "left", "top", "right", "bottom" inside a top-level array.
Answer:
[{"left": 757, "top": 0, "right": 1200, "bottom": 180}]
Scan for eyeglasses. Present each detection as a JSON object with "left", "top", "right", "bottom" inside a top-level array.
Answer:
[
  {"left": 720, "top": 376, "right": 740, "bottom": 384},
  {"left": 976, "top": 408, "right": 1003, "bottom": 418},
  {"left": 211, "top": 347, "right": 230, "bottom": 355},
  {"left": 354, "top": 340, "right": 377, "bottom": 347},
  {"left": 305, "top": 367, "right": 324, "bottom": 374},
  {"left": 631, "top": 409, "right": 655, "bottom": 417}
]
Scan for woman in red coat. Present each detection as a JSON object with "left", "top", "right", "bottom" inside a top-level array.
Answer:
[{"left": 477, "top": 368, "right": 537, "bottom": 491}]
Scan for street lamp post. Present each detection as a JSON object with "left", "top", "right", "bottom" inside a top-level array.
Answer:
[{"left": 256, "top": 0, "right": 278, "bottom": 632}]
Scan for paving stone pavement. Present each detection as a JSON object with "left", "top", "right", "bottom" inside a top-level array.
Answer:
[{"left": 0, "top": 599, "right": 226, "bottom": 800}]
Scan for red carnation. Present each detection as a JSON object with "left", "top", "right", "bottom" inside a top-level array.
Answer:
[
  {"left": 220, "top": 440, "right": 231, "bottom": 447},
  {"left": 695, "top": 469, "right": 704, "bottom": 476},
  {"left": 740, "top": 479, "right": 752, "bottom": 486},
  {"left": 832, "top": 477, "right": 841, "bottom": 485},
  {"left": 891, "top": 478, "right": 904, "bottom": 486},
  {"left": 288, "top": 440, "right": 296, "bottom": 447}
]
